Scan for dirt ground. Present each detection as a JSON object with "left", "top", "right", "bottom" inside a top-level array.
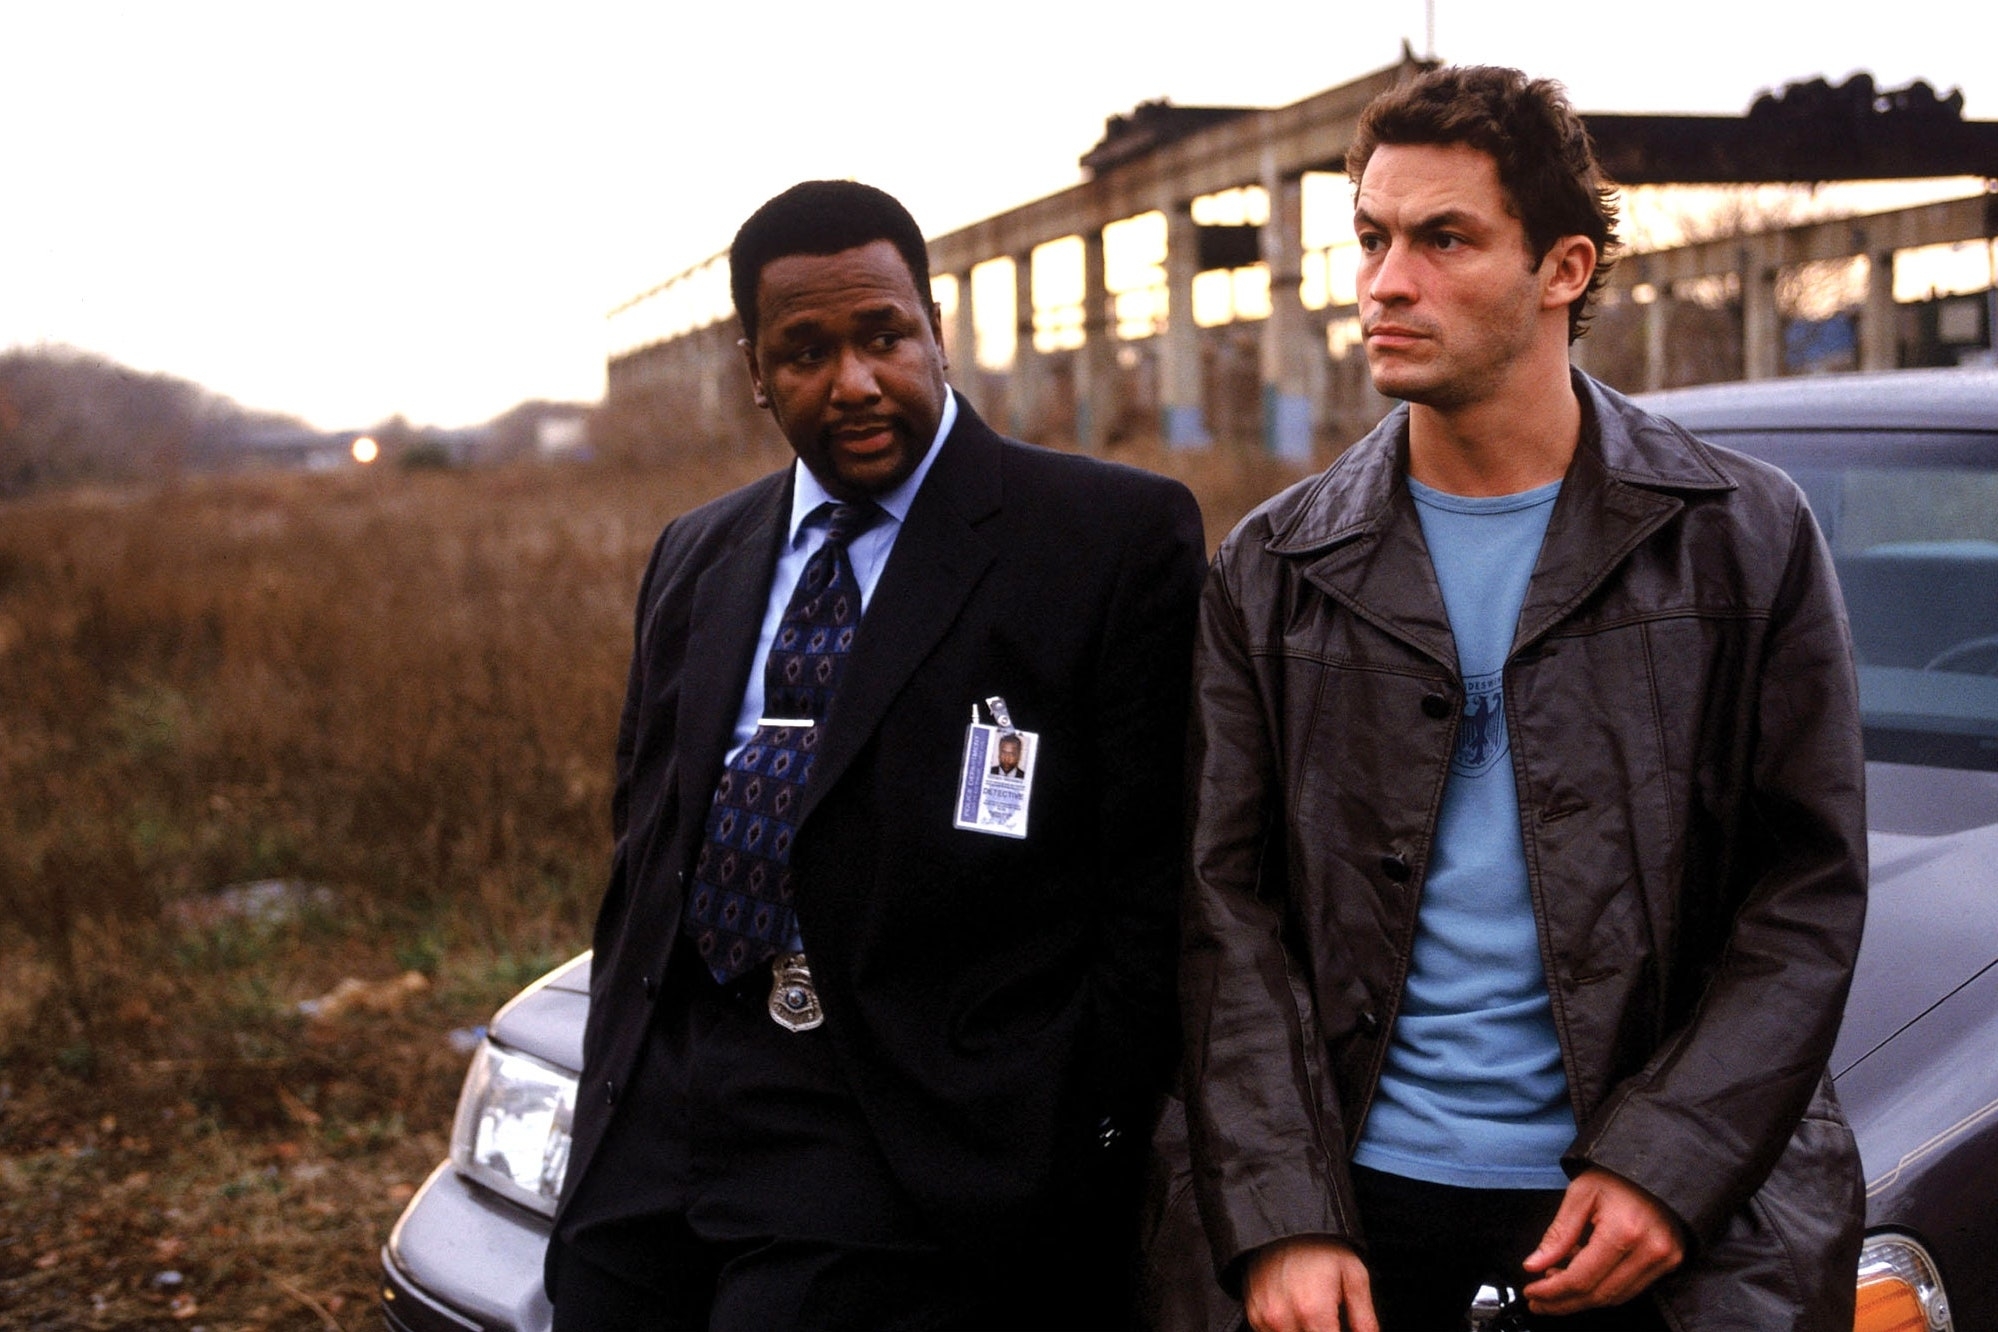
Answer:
[{"left": 0, "top": 930, "right": 532, "bottom": 1330}]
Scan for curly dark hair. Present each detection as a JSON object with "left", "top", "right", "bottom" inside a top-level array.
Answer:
[
  {"left": 728, "top": 180, "right": 934, "bottom": 342},
  {"left": 1346, "top": 65, "right": 1621, "bottom": 341}
]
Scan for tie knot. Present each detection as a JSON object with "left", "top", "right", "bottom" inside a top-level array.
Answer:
[{"left": 813, "top": 500, "right": 882, "bottom": 549}]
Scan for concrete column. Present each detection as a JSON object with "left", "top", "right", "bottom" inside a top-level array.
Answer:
[
  {"left": 1862, "top": 247, "right": 1898, "bottom": 372},
  {"left": 1009, "top": 252, "right": 1045, "bottom": 438},
  {"left": 1260, "top": 170, "right": 1314, "bottom": 461},
  {"left": 1076, "top": 229, "right": 1115, "bottom": 452},
  {"left": 697, "top": 333, "right": 723, "bottom": 433},
  {"left": 948, "top": 270, "right": 980, "bottom": 405},
  {"left": 1161, "top": 199, "right": 1211, "bottom": 447},
  {"left": 1643, "top": 287, "right": 1671, "bottom": 391},
  {"left": 1741, "top": 242, "right": 1782, "bottom": 381},
  {"left": 1304, "top": 309, "right": 1330, "bottom": 448}
]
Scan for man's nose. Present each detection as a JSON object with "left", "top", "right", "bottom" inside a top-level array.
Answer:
[
  {"left": 830, "top": 346, "right": 881, "bottom": 403},
  {"left": 1363, "top": 242, "right": 1416, "bottom": 305}
]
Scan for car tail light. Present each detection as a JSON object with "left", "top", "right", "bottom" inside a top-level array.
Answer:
[{"left": 1854, "top": 1233, "right": 1952, "bottom": 1331}]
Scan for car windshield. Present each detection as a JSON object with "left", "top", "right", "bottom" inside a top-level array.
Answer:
[{"left": 1703, "top": 428, "right": 1998, "bottom": 772}]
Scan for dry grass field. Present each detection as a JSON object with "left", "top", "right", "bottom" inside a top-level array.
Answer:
[{"left": 0, "top": 433, "right": 1308, "bottom": 1329}]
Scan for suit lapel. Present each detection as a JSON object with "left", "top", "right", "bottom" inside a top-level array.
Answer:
[
  {"left": 674, "top": 473, "right": 790, "bottom": 853},
  {"left": 798, "top": 401, "right": 1002, "bottom": 825}
]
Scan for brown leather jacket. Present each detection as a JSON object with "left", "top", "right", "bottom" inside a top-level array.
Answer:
[{"left": 1177, "top": 373, "right": 1868, "bottom": 1330}]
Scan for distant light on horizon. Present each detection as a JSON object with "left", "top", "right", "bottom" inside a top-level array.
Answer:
[{"left": 352, "top": 436, "right": 380, "bottom": 465}]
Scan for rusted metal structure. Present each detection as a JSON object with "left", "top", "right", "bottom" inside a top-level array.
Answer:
[{"left": 607, "top": 56, "right": 1998, "bottom": 461}]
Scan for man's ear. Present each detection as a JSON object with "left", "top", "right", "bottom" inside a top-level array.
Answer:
[
  {"left": 930, "top": 300, "right": 949, "bottom": 371},
  {"left": 1541, "top": 235, "right": 1597, "bottom": 311},
  {"left": 739, "top": 337, "right": 770, "bottom": 409}
]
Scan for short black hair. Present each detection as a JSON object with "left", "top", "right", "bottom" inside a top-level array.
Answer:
[
  {"left": 1347, "top": 65, "right": 1621, "bottom": 341},
  {"left": 729, "top": 180, "right": 934, "bottom": 342}
]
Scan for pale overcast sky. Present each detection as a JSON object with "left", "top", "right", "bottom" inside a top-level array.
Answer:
[{"left": 4, "top": 0, "right": 1994, "bottom": 428}]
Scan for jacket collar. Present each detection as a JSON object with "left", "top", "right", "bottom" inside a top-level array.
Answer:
[
  {"left": 1263, "top": 369, "right": 1737, "bottom": 666},
  {"left": 1515, "top": 373, "right": 1735, "bottom": 649}
]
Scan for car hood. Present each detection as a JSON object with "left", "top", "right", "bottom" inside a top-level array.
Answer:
[
  {"left": 1832, "top": 817, "right": 1998, "bottom": 1075},
  {"left": 488, "top": 951, "right": 591, "bottom": 1073},
  {"left": 478, "top": 799, "right": 1997, "bottom": 1081}
]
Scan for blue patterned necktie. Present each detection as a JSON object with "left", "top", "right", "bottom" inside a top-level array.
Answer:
[{"left": 685, "top": 500, "right": 882, "bottom": 984}]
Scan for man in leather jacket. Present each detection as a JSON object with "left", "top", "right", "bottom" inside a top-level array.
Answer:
[{"left": 1179, "top": 66, "right": 1866, "bottom": 1330}]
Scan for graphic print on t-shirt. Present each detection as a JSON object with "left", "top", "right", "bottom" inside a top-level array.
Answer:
[{"left": 1453, "top": 671, "right": 1506, "bottom": 777}]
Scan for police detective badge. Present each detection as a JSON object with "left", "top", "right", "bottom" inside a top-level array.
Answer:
[
  {"left": 768, "top": 951, "right": 825, "bottom": 1031},
  {"left": 953, "top": 696, "right": 1038, "bottom": 839}
]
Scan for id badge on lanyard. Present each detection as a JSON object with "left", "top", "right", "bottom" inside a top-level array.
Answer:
[{"left": 953, "top": 695, "right": 1038, "bottom": 839}]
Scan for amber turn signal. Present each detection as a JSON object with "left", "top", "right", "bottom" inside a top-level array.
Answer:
[{"left": 1852, "top": 1233, "right": 1951, "bottom": 1332}]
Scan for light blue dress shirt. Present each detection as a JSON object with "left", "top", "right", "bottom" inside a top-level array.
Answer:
[{"left": 723, "top": 387, "right": 958, "bottom": 761}]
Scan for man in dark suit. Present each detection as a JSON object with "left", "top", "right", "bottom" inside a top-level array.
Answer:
[{"left": 548, "top": 180, "right": 1206, "bottom": 1331}]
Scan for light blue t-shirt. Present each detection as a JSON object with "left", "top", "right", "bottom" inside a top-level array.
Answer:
[{"left": 1351, "top": 475, "right": 1574, "bottom": 1190}]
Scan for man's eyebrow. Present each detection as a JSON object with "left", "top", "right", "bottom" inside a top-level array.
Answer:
[
  {"left": 769, "top": 301, "right": 912, "bottom": 340},
  {"left": 850, "top": 303, "right": 912, "bottom": 326},
  {"left": 766, "top": 316, "right": 827, "bottom": 344},
  {"left": 1413, "top": 208, "right": 1482, "bottom": 233},
  {"left": 1352, "top": 205, "right": 1486, "bottom": 234}
]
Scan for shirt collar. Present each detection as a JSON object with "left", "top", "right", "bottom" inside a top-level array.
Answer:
[{"left": 787, "top": 385, "right": 958, "bottom": 544}]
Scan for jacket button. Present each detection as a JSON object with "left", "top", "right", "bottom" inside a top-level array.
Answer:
[
  {"left": 1358, "top": 1008, "right": 1380, "bottom": 1035},
  {"left": 1420, "top": 693, "right": 1450, "bottom": 719},
  {"left": 1380, "top": 853, "right": 1411, "bottom": 883},
  {"left": 604, "top": 1079, "right": 617, "bottom": 1107},
  {"left": 642, "top": 974, "right": 659, "bottom": 1000}
]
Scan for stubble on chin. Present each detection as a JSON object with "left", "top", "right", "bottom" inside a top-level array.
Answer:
[
  {"left": 1367, "top": 353, "right": 1449, "bottom": 409},
  {"left": 1367, "top": 345, "right": 1502, "bottom": 413}
]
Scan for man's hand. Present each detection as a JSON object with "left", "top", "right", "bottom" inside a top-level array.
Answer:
[
  {"left": 1243, "top": 1236, "right": 1379, "bottom": 1332},
  {"left": 1520, "top": 1167, "right": 1685, "bottom": 1315}
]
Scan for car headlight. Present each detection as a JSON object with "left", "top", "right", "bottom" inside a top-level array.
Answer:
[
  {"left": 448, "top": 1039, "right": 577, "bottom": 1218},
  {"left": 1855, "top": 1233, "right": 1952, "bottom": 1332}
]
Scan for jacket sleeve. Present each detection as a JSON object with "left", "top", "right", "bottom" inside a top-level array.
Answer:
[
  {"left": 584, "top": 520, "right": 673, "bottom": 1055},
  {"left": 1180, "top": 541, "right": 1359, "bottom": 1290},
  {"left": 1567, "top": 495, "right": 1869, "bottom": 1244},
  {"left": 1082, "top": 475, "right": 1207, "bottom": 1127}
]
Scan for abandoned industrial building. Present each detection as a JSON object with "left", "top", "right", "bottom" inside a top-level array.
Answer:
[{"left": 602, "top": 53, "right": 1998, "bottom": 464}]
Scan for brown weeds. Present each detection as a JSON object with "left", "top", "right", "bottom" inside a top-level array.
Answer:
[{"left": 0, "top": 432, "right": 1311, "bottom": 1326}]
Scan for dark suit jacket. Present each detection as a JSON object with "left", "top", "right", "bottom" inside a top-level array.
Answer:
[{"left": 557, "top": 397, "right": 1205, "bottom": 1259}]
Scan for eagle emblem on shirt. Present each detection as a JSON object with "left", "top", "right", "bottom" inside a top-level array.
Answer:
[{"left": 1452, "top": 672, "right": 1508, "bottom": 777}]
